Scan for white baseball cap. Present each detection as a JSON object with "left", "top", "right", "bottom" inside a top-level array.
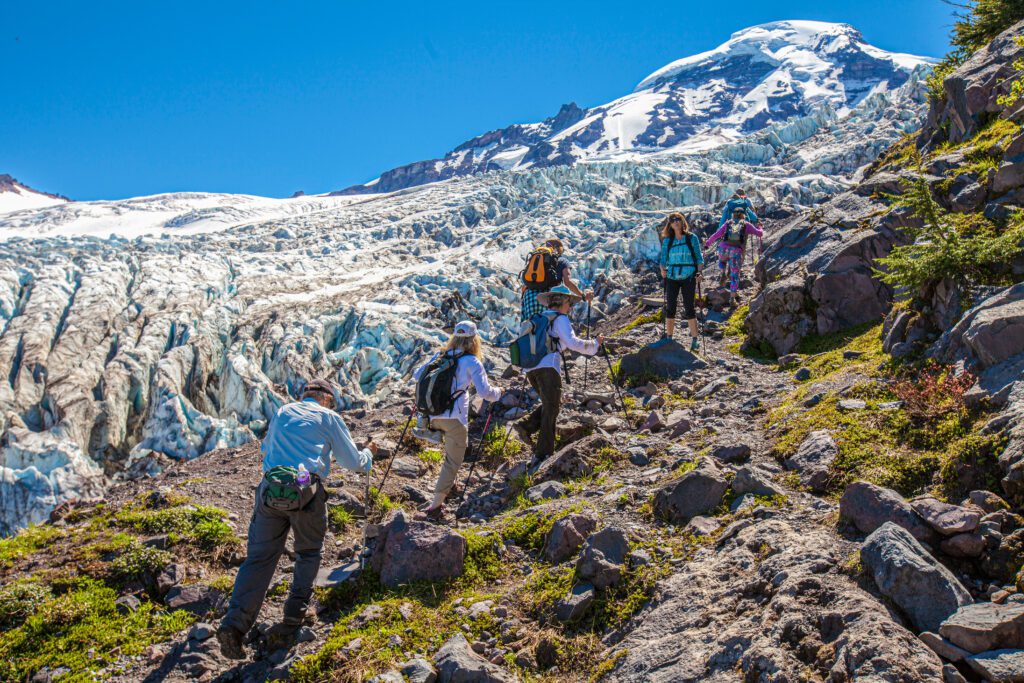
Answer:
[{"left": 454, "top": 320, "right": 478, "bottom": 337}]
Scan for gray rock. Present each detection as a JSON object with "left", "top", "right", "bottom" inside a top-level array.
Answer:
[
  {"left": 840, "top": 481, "right": 939, "bottom": 545},
  {"left": 627, "top": 447, "right": 650, "bottom": 466},
  {"left": 968, "top": 490, "right": 1011, "bottom": 514},
  {"left": 920, "top": 631, "right": 971, "bottom": 662},
  {"left": 618, "top": 338, "right": 707, "bottom": 381},
  {"left": 838, "top": 399, "right": 867, "bottom": 411},
  {"left": 400, "top": 658, "right": 438, "bottom": 683},
  {"left": 941, "top": 532, "right": 986, "bottom": 559},
  {"left": 794, "top": 367, "right": 811, "bottom": 381},
  {"left": 115, "top": 594, "right": 141, "bottom": 614},
  {"left": 433, "top": 633, "right": 516, "bottom": 682},
  {"left": 942, "top": 663, "right": 968, "bottom": 683},
  {"left": 732, "top": 466, "right": 784, "bottom": 498},
  {"left": 861, "top": 522, "right": 973, "bottom": 633},
  {"left": 532, "top": 434, "right": 612, "bottom": 484},
  {"left": 783, "top": 430, "right": 837, "bottom": 493},
  {"left": 911, "top": 497, "right": 981, "bottom": 536},
  {"left": 711, "top": 443, "right": 751, "bottom": 463},
  {"left": 730, "top": 493, "right": 758, "bottom": 513},
  {"left": 653, "top": 460, "right": 729, "bottom": 524},
  {"left": 370, "top": 511, "right": 467, "bottom": 588},
  {"left": 391, "top": 456, "right": 426, "bottom": 479},
  {"left": 641, "top": 410, "right": 665, "bottom": 432},
  {"left": 525, "top": 481, "right": 565, "bottom": 503},
  {"left": 684, "top": 516, "right": 722, "bottom": 537},
  {"left": 663, "top": 410, "right": 692, "bottom": 437},
  {"left": 576, "top": 527, "right": 629, "bottom": 589},
  {"left": 966, "top": 649, "right": 1024, "bottom": 682},
  {"left": 368, "top": 673, "right": 404, "bottom": 683},
  {"left": 165, "top": 585, "right": 221, "bottom": 616},
  {"left": 543, "top": 513, "right": 597, "bottom": 564},
  {"left": 695, "top": 375, "right": 738, "bottom": 399},
  {"left": 940, "top": 603, "right": 1024, "bottom": 654},
  {"left": 554, "top": 582, "right": 595, "bottom": 623}
]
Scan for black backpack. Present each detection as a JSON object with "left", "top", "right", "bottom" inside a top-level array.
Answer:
[
  {"left": 416, "top": 352, "right": 465, "bottom": 416},
  {"left": 519, "top": 247, "right": 561, "bottom": 291}
]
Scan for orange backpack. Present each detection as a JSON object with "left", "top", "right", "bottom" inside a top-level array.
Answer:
[{"left": 520, "top": 247, "right": 561, "bottom": 291}]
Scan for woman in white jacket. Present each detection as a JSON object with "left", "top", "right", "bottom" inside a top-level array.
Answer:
[
  {"left": 513, "top": 285, "right": 603, "bottom": 469},
  {"left": 412, "top": 320, "right": 502, "bottom": 520}
]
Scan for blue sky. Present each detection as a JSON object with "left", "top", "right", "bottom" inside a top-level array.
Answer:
[{"left": 1, "top": 1, "right": 956, "bottom": 200}]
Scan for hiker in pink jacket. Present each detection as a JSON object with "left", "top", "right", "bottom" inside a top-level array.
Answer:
[{"left": 705, "top": 207, "right": 764, "bottom": 293}]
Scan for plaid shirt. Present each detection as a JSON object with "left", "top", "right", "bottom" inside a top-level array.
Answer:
[{"left": 520, "top": 289, "right": 543, "bottom": 322}]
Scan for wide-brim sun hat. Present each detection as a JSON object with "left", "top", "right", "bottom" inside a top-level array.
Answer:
[
  {"left": 454, "top": 320, "right": 478, "bottom": 337},
  {"left": 537, "top": 284, "right": 582, "bottom": 307}
]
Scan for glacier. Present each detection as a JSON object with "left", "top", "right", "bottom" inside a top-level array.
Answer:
[{"left": 0, "top": 24, "right": 932, "bottom": 534}]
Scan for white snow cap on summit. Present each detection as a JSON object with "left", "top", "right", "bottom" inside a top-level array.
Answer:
[{"left": 635, "top": 20, "right": 934, "bottom": 92}]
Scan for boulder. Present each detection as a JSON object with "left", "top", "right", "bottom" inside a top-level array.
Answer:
[
  {"left": 683, "top": 516, "right": 721, "bottom": 537},
  {"left": 652, "top": 460, "right": 729, "bottom": 524},
  {"left": 732, "top": 466, "right": 784, "bottom": 498},
  {"left": 840, "top": 481, "right": 939, "bottom": 545},
  {"left": 641, "top": 410, "right": 665, "bottom": 432},
  {"left": 911, "top": 497, "right": 982, "bottom": 536},
  {"left": 391, "top": 456, "right": 426, "bottom": 479},
  {"left": 554, "top": 582, "right": 595, "bottom": 623},
  {"left": 711, "top": 443, "right": 751, "bottom": 463},
  {"left": 861, "top": 522, "right": 973, "bottom": 633},
  {"left": 965, "top": 649, "right": 1024, "bottom": 682},
  {"left": 543, "top": 513, "right": 597, "bottom": 564},
  {"left": 941, "top": 532, "right": 986, "bottom": 559},
  {"left": 618, "top": 338, "right": 707, "bottom": 381},
  {"left": 370, "top": 511, "right": 467, "bottom": 588},
  {"left": 400, "top": 658, "right": 438, "bottom": 683},
  {"left": 919, "top": 631, "right": 971, "bottom": 663},
  {"left": 433, "top": 633, "right": 515, "bottom": 683},
  {"left": 532, "top": 434, "right": 612, "bottom": 484},
  {"left": 525, "top": 481, "right": 565, "bottom": 503},
  {"left": 576, "top": 527, "right": 629, "bottom": 590},
  {"left": 940, "top": 603, "right": 1024, "bottom": 653},
  {"left": 783, "top": 430, "right": 837, "bottom": 493},
  {"left": 663, "top": 410, "right": 692, "bottom": 437},
  {"left": 933, "top": 283, "right": 1024, "bottom": 371},
  {"left": 982, "top": 529, "right": 1024, "bottom": 583},
  {"left": 164, "top": 585, "right": 223, "bottom": 616},
  {"left": 967, "top": 490, "right": 1010, "bottom": 513}
]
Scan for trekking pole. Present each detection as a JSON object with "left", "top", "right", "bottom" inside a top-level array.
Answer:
[
  {"left": 601, "top": 349, "right": 631, "bottom": 424},
  {"left": 457, "top": 403, "right": 497, "bottom": 503},
  {"left": 697, "top": 279, "right": 707, "bottom": 358},
  {"left": 360, "top": 468, "right": 370, "bottom": 568},
  {"left": 376, "top": 402, "right": 416, "bottom": 493},
  {"left": 582, "top": 300, "right": 593, "bottom": 394}
]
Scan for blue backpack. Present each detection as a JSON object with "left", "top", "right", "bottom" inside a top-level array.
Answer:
[{"left": 509, "top": 311, "right": 563, "bottom": 369}]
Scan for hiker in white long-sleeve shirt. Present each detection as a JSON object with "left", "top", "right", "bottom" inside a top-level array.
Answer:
[
  {"left": 411, "top": 320, "right": 503, "bottom": 520},
  {"left": 513, "top": 284, "right": 603, "bottom": 469}
]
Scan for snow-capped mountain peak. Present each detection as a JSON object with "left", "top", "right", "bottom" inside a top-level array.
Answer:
[
  {"left": 0, "top": 175, "right": 68, "bottom": 215},
  {"left": 339, "top": 20, "right": 933, "bottom": 194}
]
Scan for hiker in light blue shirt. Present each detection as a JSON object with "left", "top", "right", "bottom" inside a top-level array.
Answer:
[
  {"left": 219, "top": 379, "right": 374, "bottom": 660},
  {"left": 261, "top": 391, "right": 373, "bottom": 479}
]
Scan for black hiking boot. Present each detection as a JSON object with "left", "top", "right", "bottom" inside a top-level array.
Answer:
[{"left": 217, "top": 625, "right": 245, "bottom": 660}]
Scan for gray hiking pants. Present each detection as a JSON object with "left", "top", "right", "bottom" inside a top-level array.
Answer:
[{"left": 222, "top": 479, "right": 327, "bottom": 634}]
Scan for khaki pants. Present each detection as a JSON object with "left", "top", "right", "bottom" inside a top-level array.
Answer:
[{"left": 430, "top": 417, "right": 469, "bottom": 496}]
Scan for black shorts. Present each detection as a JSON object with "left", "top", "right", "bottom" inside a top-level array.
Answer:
[{"left": 664, "top": 276, "right": 696, "bottom": 320}]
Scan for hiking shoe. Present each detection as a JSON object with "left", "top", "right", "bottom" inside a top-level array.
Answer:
[
  {"left": 217, "top": 625, "right": 245, "bottom": 660},
  {"left": 414, "top": 505, "right": 444, "bottom": 522},
  {"left": 690, "top": 337, "right": 699, "bottom": 352},
  {"left": 512, "top": 423, "right": 534, "bottom": 448},
  {"left": 412, "top": 427, "right": 443, "bottom": 445}
]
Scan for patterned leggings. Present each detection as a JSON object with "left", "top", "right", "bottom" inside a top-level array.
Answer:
[{"left": 717, "top": 245, "right": 743, "bottom": 292}]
